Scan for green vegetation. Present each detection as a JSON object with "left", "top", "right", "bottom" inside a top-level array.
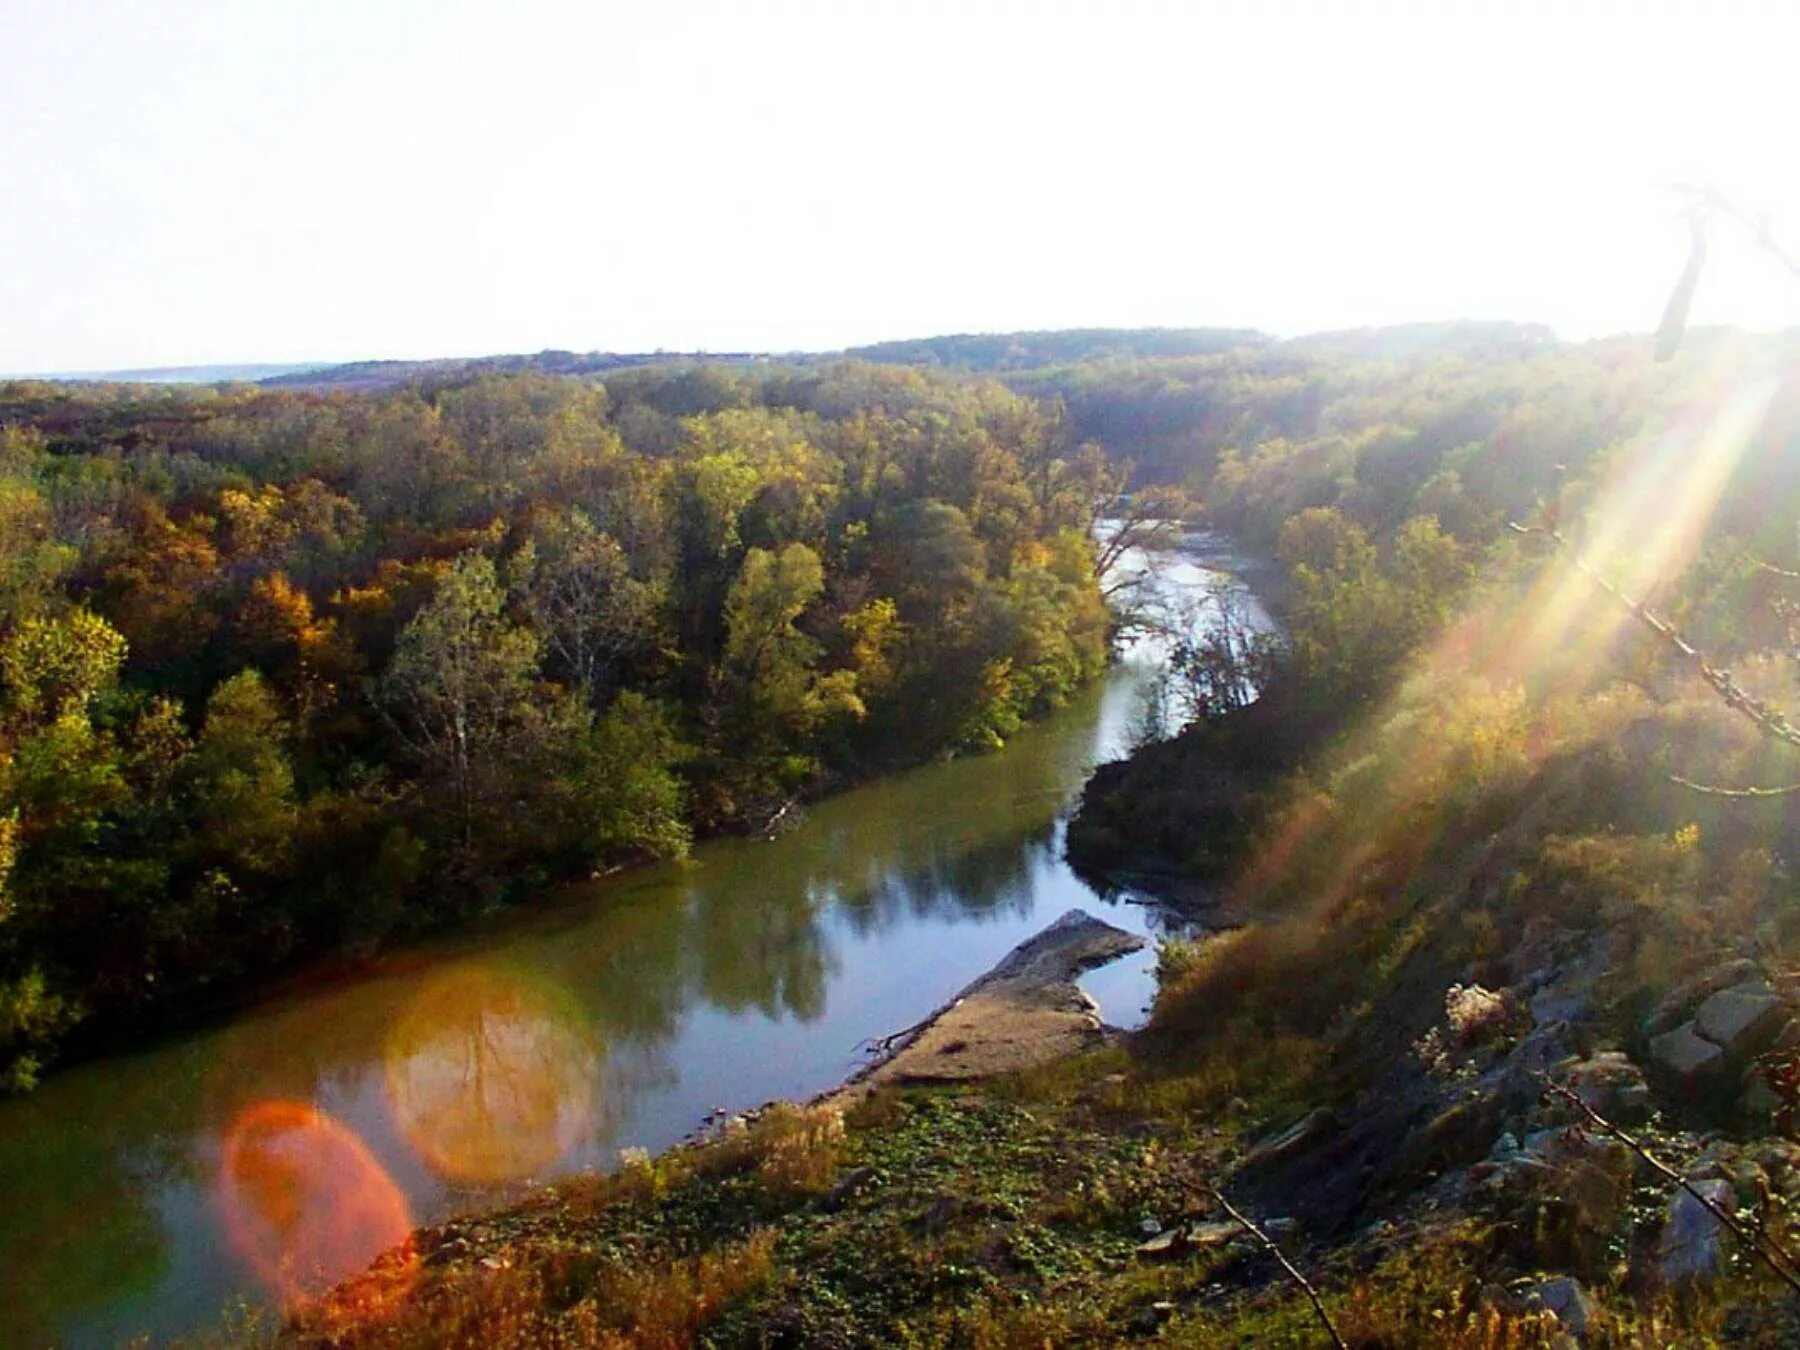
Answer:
[
  {"left": 17, "top": 317, "right": 1800, "bottom": 1341},
  {"left": 270, "top": 319, "right": 1800, "bottom": 1346},
  {"left": 0, "top": 364, "right": 1114, "bottom": 1087}
]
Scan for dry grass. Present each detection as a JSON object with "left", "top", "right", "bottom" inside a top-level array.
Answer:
[
  {"left": 703, "top": 1102, "right": 846, "bottom": 1198},
  {"left": 286, "top": 1230, "right": 774, "bottom": 1350}
]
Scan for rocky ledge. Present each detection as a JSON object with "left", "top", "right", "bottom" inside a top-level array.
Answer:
[{"left": 833, "top": 909, "right": 1146, "bottom": 1098}]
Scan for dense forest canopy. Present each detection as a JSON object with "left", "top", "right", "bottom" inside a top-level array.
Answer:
[
  {"left": 7, "top": 321, "right": 1800, "bottom": 1096},
  {"left": 0, "top": 363, "right": 1115, "bottom": 1088}
]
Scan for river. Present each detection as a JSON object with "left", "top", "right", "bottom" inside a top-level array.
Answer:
[{"left": 0, "top": 534, "right": 1271, "bottom": 1348}]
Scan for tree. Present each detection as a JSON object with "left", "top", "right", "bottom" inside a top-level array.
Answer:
[
  {"left": 716, "top": 543, "right": 861, "bottom": 796},
  {"left": 181, "top": 671, "right": 297, "bottom": 880},
  {"left": 381, "top": 553, "right": 543, "bottom": 852},
  {"left": 510, "top": 510, "right": 662, "bottom": 704},
  {"left": 571, "top": 692, "right": 691, "bottom": 862}
]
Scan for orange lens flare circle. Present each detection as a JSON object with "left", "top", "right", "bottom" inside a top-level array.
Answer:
[
  {"left": 217, "top": 1099, "right": 415, "bottom": 1309},
  {"left": 383, "top": 965, "right": 598, "bottom": 1185}
]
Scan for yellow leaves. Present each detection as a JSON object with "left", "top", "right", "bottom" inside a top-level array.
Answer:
[
  {"left": 843, "top": 597, "right": 901, "bottom": 699},
  {"left": 1671, "top": 822, "right": 1701, "bottom": 854},
  {"left": 0, "top": 609, "right": 128, "bottom": 726},
  {"left": 0, "top": 808, "right": 16, "bottom": 926}
]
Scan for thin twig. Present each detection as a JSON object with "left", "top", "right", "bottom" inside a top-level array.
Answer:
[
  {"left": 1204, "top": 1181, "right": 1348, "bottom": 1349},
  {"left": 1678, "top": 186, "right": 1800, "bottom": 282},
  {"left": 1666, "top": 774, "right": 1800, "bottom": 799},
  {"left": 1509, "top": 522, "right": 1800, "bottom": 753},
  {"left": 1534, "top": 1074, "right": 1800, "bottom": 1294}
]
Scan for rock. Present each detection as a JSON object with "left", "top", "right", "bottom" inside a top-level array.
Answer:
[
  {"left": 822, "top": 1165, "right": 877, "bottom": 1212},
  {"left": 1496, "top": 1129, "right": 1637, "bottom": 1271},
  {"left": 1519, "top": 1276, "right": 1597, "bottom": 1338},
  {"left": 1136, "top": 1226, "right": 1188, "bottom": 1257},
  {"left": 1191, "top": 1220, "right": 1243, "bottom": 1247},
  {"left": 1657, "top": 1179, "right": 1735, "bottom": 1285},
  {"left": 1240, "top": 1107, "right": 1338, "bottom": 1173},
  {"left": 1694, "top": 982, "right": 1786, "bottom": 1058},
  {"left": 1139, "top": 1217, "right": 1163, "bottom": 1236},
  {"left": 1137, "top": 1220, "right": 1245, "bottom": 1258},
  {"left": 1557, "top": 1051, "right": 1653, "bottom": 1125},
  {"left": 1644, "top": 958, "right": 1761, "bottom": 1035},
  {"left": 1650, "top": 1021, "right": 1725, "bottom": 1080},
  {"left": 1490, "top": 1131, "right": 1522, "bottom": 1161},
  {"left": 1532, "top": 981, "right": 1591, "bottom": 1029}
]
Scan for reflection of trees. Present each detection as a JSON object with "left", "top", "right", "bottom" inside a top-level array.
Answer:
[
  {"left": 689, "top": 870, "right": 832, "bottom": 1020},
  {"left": 835, "top": 825, "right": 1047, "bottom": 939},
  {"left": 383, "top": 967, "right": 606, "bottom": 1184},
  {"left": 0, "top": 1114, "right": 167, "bottom": 1344},
  {"left": 530, "top": 877, "right": 696, "bottom": 1046}
]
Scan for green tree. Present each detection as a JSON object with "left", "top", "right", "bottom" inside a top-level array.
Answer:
[
  {"left": 181, "top": 671, "right": 297, "bottom": 880},
  {"left": 511, "top": 510, "right": 662, "bottom": 703},
  {"left": 381, "top": 553, "right": 543, "bottom": 852},
  {"left": 716, "top": 544, "right": 861, "bottom": 796}
]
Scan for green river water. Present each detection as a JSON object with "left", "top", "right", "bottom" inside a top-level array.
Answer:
[{"left": 0, "top": 541, "right": 1262, "bottom": 1348}]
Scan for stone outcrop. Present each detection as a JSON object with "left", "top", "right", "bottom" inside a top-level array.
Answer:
[
  {"left": 831, "top": 910, "right": 1145, "bottom": 1099},
  {"left": 1656, "top": 1179, "right": 1735, "bottom": 1286}
]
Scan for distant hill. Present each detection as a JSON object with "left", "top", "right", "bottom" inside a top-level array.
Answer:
[
  {"left": 18, "top": 361, "right": 330, "bottom": 384},
  {"left": 12, "top": 324, "right": 1573, "bottom": 396},
  {"left": 261, "top": 349, "right": 778, "bottom": 392},
  {"left": 846, "top": 327, "right": 1271, "bottom": 370},
  {"left": 1278, "top": 320, "right": 1558, "bottom": 362}
]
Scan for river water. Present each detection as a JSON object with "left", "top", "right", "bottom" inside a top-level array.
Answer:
[{"left": 0, "top": 536, "right": 1269, "bottom": 1348}]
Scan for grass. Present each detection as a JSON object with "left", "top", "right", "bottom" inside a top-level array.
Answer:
[{"left": 273, "top": 659, "right": 1800, "bottom": 1346}]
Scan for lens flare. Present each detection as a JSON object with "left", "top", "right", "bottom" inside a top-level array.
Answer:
[
  {"left": 217, "top": 1099, "right": 415, "bottom": 1310},
  {"left": 383, "top": 964, "right": 599, "bottom": 1185}
]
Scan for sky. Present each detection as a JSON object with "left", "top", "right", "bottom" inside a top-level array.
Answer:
[{"left": 3, "top": 0, "right": 1798, "bottom": 374}]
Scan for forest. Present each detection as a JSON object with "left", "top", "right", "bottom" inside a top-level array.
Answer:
[
  {"left": 8, "top": 320, "right": 1800, "bottom": 1112},
  {"left": 0, "top": 363, "right": 1116, "bottom": 1089},
  {"left": 240, "top": 315, "right": 1800, "bottom": 1346}
]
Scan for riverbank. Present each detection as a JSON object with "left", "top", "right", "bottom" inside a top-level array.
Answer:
[
  {"left": 827, "top": 909, "right": 1145, "bottom": 1101},
  {"left": 278, "top": 647, "right": 1800, "bottom": 1347},
  {"left": 0, "top": 600, "right": 1208, "bottom": 1348}
]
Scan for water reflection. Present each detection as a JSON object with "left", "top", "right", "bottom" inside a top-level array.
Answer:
[
  {"left": 0, "top": 537, "right": 1259, "bottom": 1348},
  {"left": 690, "top": 868, "right": 833, "bottom": 1020},
  {"left": 384, "top": 966, "right": 603, "bottom": 1184}
]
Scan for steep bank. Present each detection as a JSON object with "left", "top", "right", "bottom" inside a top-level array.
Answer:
[{"left": 1065, "top": 681, "right": 1335, "bottom": 890}]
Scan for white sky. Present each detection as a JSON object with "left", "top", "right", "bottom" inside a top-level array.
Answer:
[{"left": 3, "top": 0, "right": 1798, "bottom": 373}]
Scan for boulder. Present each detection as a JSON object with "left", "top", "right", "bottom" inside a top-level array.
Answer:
[
  {"left": 1656, "top": 1179, "right": 1735, "bottom": 1286},
  {"left": 1649, "top": 1021, "right": 1724, "bottom": 1080},
  {"left": 1556, "top": 1051, "right": 1653, "bottom": 1126},
  {"left": 1240, "top": 1107, "right": 1337, "bottom": 1173},
  {"left": 1643, "top": 958, "right": 1761, "bottom": 1036},
  {"left": 1693, "top": 982, "right": 1786, "bottom": 1059},
  {"left": 1519, "top": 1276, "right": 1597, "bottom": 1339}
]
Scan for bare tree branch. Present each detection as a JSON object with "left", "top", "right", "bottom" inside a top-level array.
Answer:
[
  {"left": 1204, "top": 1182, "right": 1348, "bottom": 1349},
  {"left": 1535, "top": 1073, "right": 1800, "bottom": 1295},
  {"left": 1508, "top": 522, "right": 1800, "bottom": 754}
]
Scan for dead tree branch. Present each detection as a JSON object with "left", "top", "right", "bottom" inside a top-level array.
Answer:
[
  {"left": 1204, "top": 1181, "right": 1348, "bottom": 1349},
  {"left": 1535, "top": 1074, "right": 1800, "bottom": 1295},
  {"left": 1666, "top": 775, "right": 1800, "bottom": 799},
  {"left": 1508, "top": 522, "right": 1800, "bottom": 758}
]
